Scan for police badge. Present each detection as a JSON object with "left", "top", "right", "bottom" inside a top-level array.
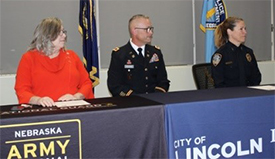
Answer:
[{"left": 246, "top": 53, "right": 252, "bottom": 62}]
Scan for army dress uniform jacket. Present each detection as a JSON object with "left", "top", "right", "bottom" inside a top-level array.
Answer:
[
  {"left": 211, "top": 42, "right": 261, "bottom": 88},
  {"left": 107, "top": 42, "right": 170, "bottom": 97}
]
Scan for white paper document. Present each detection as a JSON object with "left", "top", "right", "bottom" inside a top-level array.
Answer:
[
  {"left": 55, "top": 100, "right": 91, "bottom": 107},
  {"left": 248, "top": 85, "right": 275, "bottom": 91}
]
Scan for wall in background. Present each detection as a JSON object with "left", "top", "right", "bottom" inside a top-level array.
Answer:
[
  {"left": 1, "top": 0, "right": 274, "bottom": 74},
  {"left": 1, "top": 61, "right": 274, "bottom": 105}
]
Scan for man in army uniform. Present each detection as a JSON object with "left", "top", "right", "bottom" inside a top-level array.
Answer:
[{"left": 107, "top": 14, "right": 170, "bottom": 97}]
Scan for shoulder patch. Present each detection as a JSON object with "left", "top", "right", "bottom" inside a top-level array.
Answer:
[
  {"left": 154, "top": 45, "right": 160, "bottom": 50},
  {"left": 212, "top": 53, "right": 222, "bottom": 67},
  {"left": 113, "top": 47, "right": 120, "bottom": 52}
]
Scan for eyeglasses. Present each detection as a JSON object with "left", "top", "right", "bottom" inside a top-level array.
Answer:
[
  {"left": 59, "top": 29, "right": 67, "bottom": 35},
  {"left": 135, "top": 27, "right": 154, "bottom": 33}
]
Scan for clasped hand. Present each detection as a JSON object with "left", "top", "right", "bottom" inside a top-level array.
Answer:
[{"left": 38, "top": 94, "right": 77, "bottom": 107}]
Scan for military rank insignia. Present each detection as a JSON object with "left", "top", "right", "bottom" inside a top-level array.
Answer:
[
  {"left": 155, "top": 45, "right": 160, "bottom": 50},
  {"left": 113, "top": 47, "right": 120, "bottom": 52},
  {"left": 212, "top": 53, "right": 222, "bottom": 67},
  {"left": 246, "top": 53, "right": 252, "bottom": 62}
]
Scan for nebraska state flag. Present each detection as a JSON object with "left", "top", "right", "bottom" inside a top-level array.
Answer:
[{"left": 79, "top": 0, "right": 99, "bottom": 87}]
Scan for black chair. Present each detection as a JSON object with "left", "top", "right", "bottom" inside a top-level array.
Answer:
[{"left": 192, "top": 63, "right": 215, "bottom": 90}]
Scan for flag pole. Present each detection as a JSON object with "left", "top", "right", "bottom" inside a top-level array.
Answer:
[
  {"left": 192, "top": 0, "right": 196, "bottom": 64},
  {"left": 95, "top": 0, "right": 101, "bottom": 67},
  {"left": 95, "top": 0, "right": 101, "bottom": 94},
  {"left": 271, "top": 0, "right": 274, "bottom": 61}
]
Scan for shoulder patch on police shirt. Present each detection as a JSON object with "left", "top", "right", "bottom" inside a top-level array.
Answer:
[
  {"left": 154, "top": 45, "right": 160, "bottom": 50},
  {"left": 212, "top": 53, "right": 222, "bottom": 67},
  {"left": 113, "top": 47, "right": 120, "bottom": 52},
  {"left": 246, "top": 53, "right": 252, "bottom": 62}
]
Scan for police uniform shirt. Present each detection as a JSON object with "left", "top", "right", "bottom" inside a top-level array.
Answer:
[
  {"left": 107, "top": 41, "right": 170, "bottom": 97},
  {"left": 211, "top": 41, "right": 261, "bottom": 88}
]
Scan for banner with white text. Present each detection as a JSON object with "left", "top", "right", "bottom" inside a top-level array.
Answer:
[
  {"left": 0, "top": 119, "right": 82, "bottom": 159},
  {"left": 165, "top": 95, "right": 275, "bottom": 159}
]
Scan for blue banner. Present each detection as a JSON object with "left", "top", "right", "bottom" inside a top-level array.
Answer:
[
  {"left": 200, "top": 0, "right": 227, "bottom": 62},
  {"left": 79, "top": 0, "right": 99, "bottom": 87},
  {"left": 165, "top": 95, "right": 275, "bottom": 159}
]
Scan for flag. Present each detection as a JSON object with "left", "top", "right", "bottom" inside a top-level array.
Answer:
[
  {"left": 200, "top": 0, "right": 227, "bottom": 62},
  {"left": 79, "top": 0, "right": 99, "bottom": 88}
]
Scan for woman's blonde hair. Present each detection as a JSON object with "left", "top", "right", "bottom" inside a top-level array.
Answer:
[
  {"left": 215, "top": 17, "right": 244, "bottom": 48},
  {"left": 28, "top": 17, "right": 66, "bottom": 56}
]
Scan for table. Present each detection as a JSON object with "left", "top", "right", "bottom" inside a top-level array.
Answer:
[
  {"left": 1, "top": 86, "right": 274, "bottom": 159},
  {"left": 0, "top": 96, "right": 167, "bottom": 159},
  {"left": 140, "top": 86, "right": 275, "bottom": 159}
]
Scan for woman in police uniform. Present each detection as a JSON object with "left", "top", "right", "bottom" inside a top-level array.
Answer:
[{"left": 211, "top": 17, "right": 261, "bottom": 88}]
